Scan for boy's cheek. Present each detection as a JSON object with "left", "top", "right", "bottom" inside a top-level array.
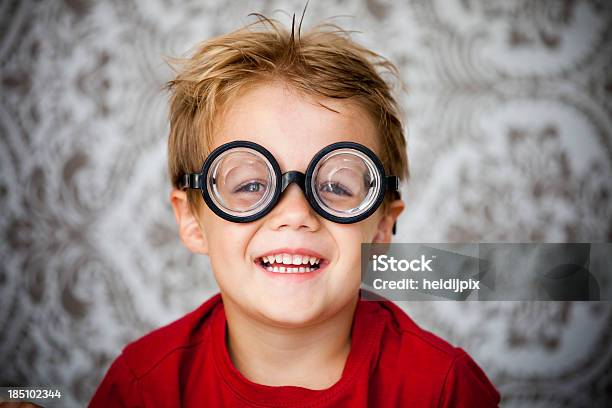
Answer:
[
  {"left": 208, "top": 254, "right": 250, "bottom": 297},
  {"left": 330, "top": 219, "right": 380, "bottom": 246}
]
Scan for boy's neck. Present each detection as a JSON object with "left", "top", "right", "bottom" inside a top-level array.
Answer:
[{"left": 222, "top": 295, "right": 359, "bottom": 390}]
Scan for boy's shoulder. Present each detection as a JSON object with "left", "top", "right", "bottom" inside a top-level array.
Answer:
[
  {"left": 364, "top": 297, "right": 500, "bottom": 405},
  {"left": 119, "top": 293, "right": 223, "bottom": 378}
]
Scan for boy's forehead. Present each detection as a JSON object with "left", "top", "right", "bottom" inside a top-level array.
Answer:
[{"left": 211, "top": 83, "right": 380, "bottom": 170}]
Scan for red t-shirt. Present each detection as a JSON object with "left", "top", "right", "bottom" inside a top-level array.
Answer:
[{"left": 90, "top": 294, "right": 500, "bottom": 407}]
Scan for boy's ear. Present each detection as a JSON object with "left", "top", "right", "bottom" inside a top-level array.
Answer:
[
  {"left": 372, "top": 199, "right": 405, "bottom": 244},
  {"left": 170, "top": 189, "right": 209, "bottom": 254}
]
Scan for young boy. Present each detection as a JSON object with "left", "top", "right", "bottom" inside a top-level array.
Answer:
[{"left": 90, "top": 15, "right": 500, "bottom": 407}]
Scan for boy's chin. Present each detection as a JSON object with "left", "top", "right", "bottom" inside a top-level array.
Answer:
[{"left": 253, "top": 295, "right": 330, "bottom": 327}]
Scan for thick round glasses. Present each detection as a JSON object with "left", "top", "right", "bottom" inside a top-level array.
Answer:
[{"left": 179, "top": 141, "right": 399, "bottom": 225}]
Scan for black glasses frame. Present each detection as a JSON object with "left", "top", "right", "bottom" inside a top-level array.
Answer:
[{"left": 179, "top": 140, "right": 400, "bottom": 225}]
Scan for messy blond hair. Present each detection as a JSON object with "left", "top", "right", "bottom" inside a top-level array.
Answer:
[{"left": 166, "top": 14, "right": 408, "bottom": 213}]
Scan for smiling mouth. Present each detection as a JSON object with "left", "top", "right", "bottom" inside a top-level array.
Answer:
[{"left": 256, "top": 253, "right": 323, "bottom": 274}]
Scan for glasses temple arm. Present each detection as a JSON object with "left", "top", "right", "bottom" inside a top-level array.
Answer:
[
  {"left": 385, "top": 176, "right": 400, "bottom": 235},
  {"left": 179, "top": 173, "right": 204, "bottom": 190}
]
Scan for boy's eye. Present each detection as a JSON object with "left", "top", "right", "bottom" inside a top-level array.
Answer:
[
  {"left": 318, "top": 182, "right": 352, "bottom": 197},
  {"left": 234, "top": 181, "right": 266, "bottom": 193}
]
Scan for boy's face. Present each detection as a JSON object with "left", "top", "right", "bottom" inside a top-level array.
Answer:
[{"left": 172, "top": 82, "right": 403, "bottom": 327}]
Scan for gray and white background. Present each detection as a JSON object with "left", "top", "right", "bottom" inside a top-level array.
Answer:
[{"left": 1, "top": 0, "right": 611, "bottom": 406}]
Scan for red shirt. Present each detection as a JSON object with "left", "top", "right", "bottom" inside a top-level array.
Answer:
[{"left": 90, "top": 294, "right": 500, "bottom": 407}]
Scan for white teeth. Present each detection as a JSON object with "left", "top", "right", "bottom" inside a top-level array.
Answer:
[
  {"left": 273, "top": 266, "right": 279, "bottom": 272},
  {"left": 279, "top": 266, "right": 286, "bottom": 273},
  {"left": 299, "top": 267, "right": 305, "bottom": 272},
  {"left": 261, "top": 253, "right": 321, "bottom": 267}
]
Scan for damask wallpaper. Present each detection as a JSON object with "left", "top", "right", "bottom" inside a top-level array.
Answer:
[{"left": 1, "top": 0, "right": 611, "bottom": 407}]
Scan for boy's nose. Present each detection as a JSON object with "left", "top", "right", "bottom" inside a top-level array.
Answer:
[{"left": 265, "top": 184, "right": 320, "bottom": 232}]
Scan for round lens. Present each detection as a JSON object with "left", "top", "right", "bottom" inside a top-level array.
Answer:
[
  {"left": 311, "top": 149, "right": 381, "bottom": 217},
  {"left": 207, "top": 147, "right": 276, "bottom": 216}
]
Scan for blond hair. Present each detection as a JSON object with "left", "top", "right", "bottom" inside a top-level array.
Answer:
[{"left": 165, "top": 14, "right": 408, "bottom": 213}]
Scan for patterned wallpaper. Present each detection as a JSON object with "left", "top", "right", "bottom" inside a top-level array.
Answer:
[{"left": 1, "top": 0, "right": 611, "bottom": 406}]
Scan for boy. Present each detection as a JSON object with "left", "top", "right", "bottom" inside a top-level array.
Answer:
[{"left": 90, "top": 15, "right": 500, "bottom": 407}]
